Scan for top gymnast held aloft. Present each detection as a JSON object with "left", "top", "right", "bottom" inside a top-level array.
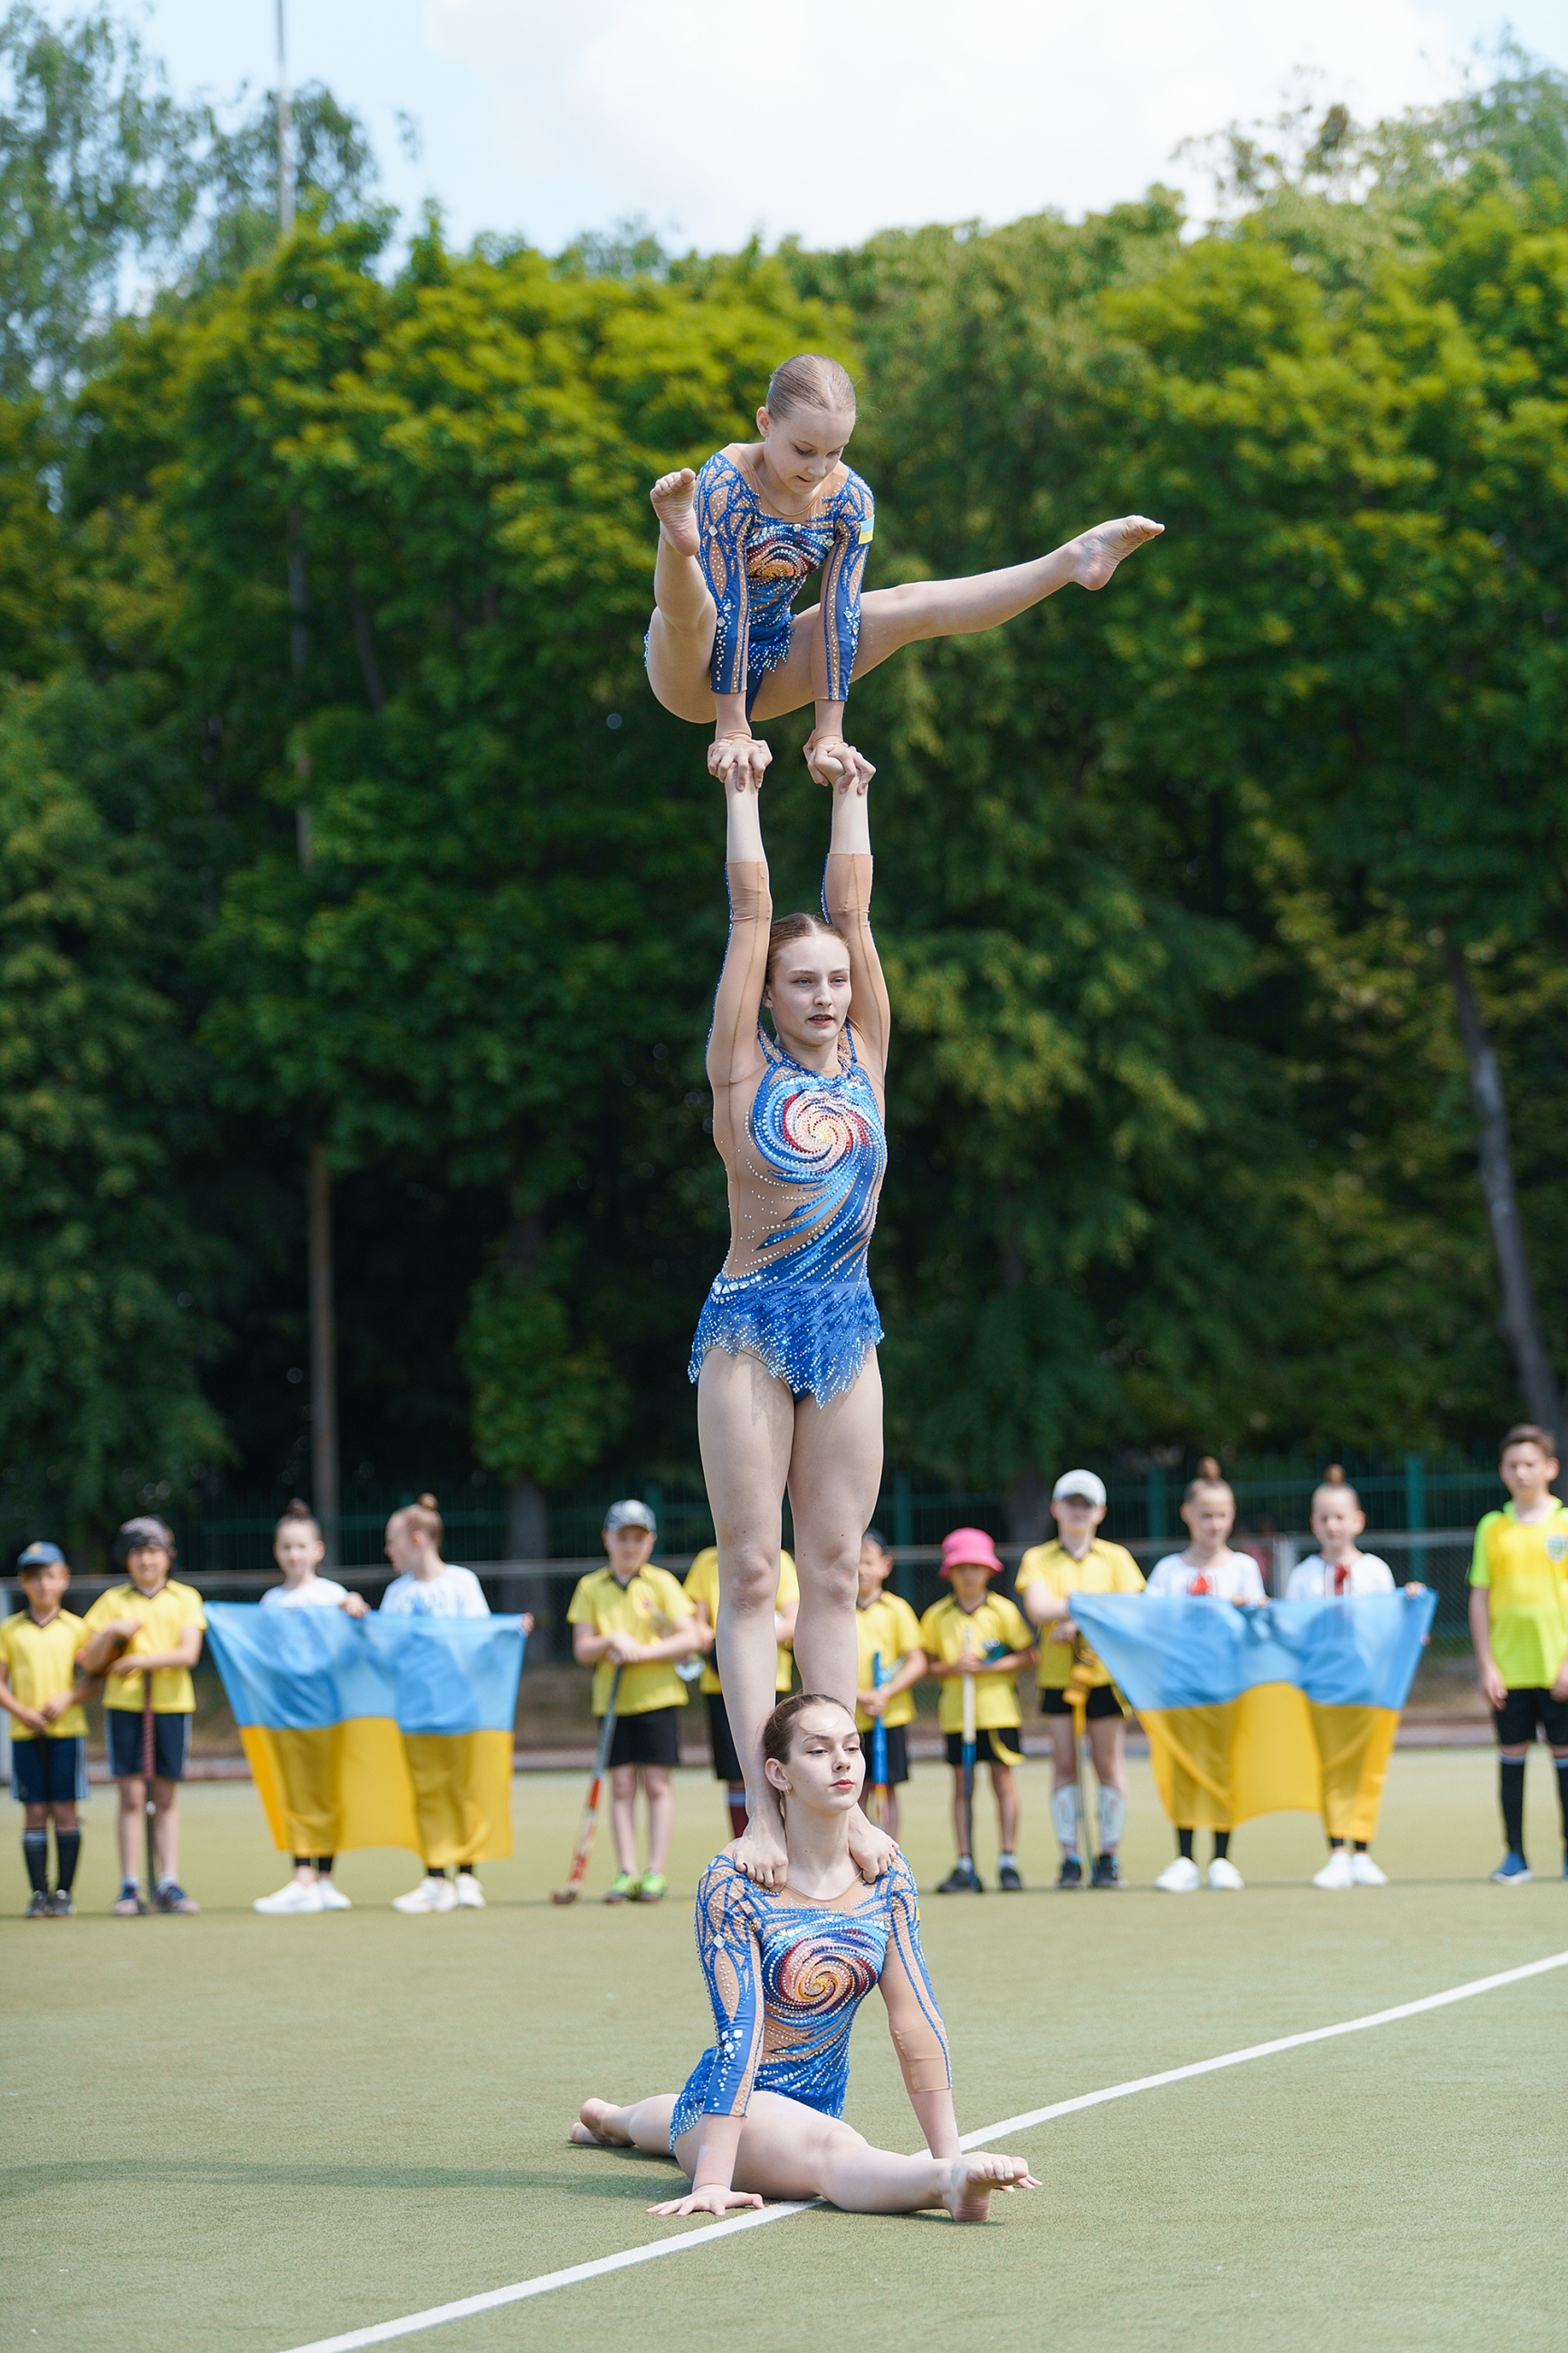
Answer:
[
  {"left": 690, "top": 739, "right": 892, "bottom": 1888},
  {"left": 645, "top": 350, "right": 1163, "bottom": 795}
]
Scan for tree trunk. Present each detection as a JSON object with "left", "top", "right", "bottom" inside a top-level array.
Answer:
[
  {"left": 307, "top": 1142, "right": 341, "bottom": 1564},
  {"left": 507, "top": 1479, "right": 548, "bottom": 1562},
  {"left": 1443, "top": 938, "right": 1560, "bottom": 1434}
]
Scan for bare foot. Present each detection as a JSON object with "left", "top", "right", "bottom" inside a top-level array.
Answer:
[
  {"left": 941, "top": 2152, "right": 1039, "bottom": 2223},
  {"left": 803, "top": 733, "right": 876, "bottom": 792},
  {"left": 1069, "top": 515, "right": 1164, "bottom": 590},
  {"left": 708, "top": 733, "right": 771, "bottom": 793},
  {"left": 651, "top": 469, "right": 700, "bottom": 557},
  {"left": 571, "top": 2099, "right": 634, "bottom": 2148},
  {"left": 847, "top": 1806, "right": 898, "bottom": 1883},
  {"left": 724, "top": 1813, "right": 788, "bottom": 1890}
]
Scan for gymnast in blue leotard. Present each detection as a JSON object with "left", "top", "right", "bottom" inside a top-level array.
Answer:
[
  {"left": 645, "top": 350, "right": 1164, "bottom": 795},
  {"left": 571, "top": 1694, "right": 1038, "bottom": 2223},
  {"left": 690, "top": 748, "right": 893, "bottom": 1894}
]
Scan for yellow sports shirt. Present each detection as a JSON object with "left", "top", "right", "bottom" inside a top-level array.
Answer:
[
  {"left": 567, "top": 1565, "right": 696, "bottom": 1717},
  {"left": 1015, "top": 1537, "right": 1144, "bottom": 1690},
  {"left": 854, "top": 1592, "right": 925, "bottom": 1732},
  {"left": 683, "top": 1547, "right": 799, "bottom": 1697},
  {"left": 79, "top": 1580, "right": 206, "bottom": 1713},
  {"left": 917, "top": 1593, "right": 1034, "bottom": 1734},
  {"left": 0, "top": 1608, "right": 89, "bottom": 1739},
  {"left": 1469, "top": 1502, "right": 1568, "bottom": 1690}
]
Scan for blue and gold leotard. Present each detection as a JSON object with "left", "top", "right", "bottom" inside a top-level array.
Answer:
[
  {"left": 695, "top": 452, "right": 875, "bottom": 711},
  {"left": 669, "top": 1853, "right": 948, "bottom": 2144},
  {"left": 689, "top": 1021, "right": 886, "bottom": 1404}
]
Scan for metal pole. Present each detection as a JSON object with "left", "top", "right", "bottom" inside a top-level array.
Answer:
[
  {"left": 308, "top": 1141, "right": 340, "bottom": 1566},
  {"left": 276, "top": 0, "right": 295, "bottom": 235}
]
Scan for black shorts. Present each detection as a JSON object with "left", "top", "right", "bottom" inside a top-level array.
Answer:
[
  {"left": 707, "top": 1691, "right": 744, "bottom": 1784},
  {"left": 945, "top": 1727, "right": 1022, "bottom": 1768},
  {"left": 11, "top": 1735, "right": 88, "bottom": 1806},
  {"left": 106, "top": 1710, "right": 191, "bottom": 1782},
  {"left": 862, "top": 1722, "right": 909, "bottom": 1786},
  {"left": 606, "top": 1706, "right": 681, "bottom": 1770},
  {"left": 1041, "top": 1683, "right": 1125, "bottom": 1720},
  {"left": 1493, "top": 1687, "right": 1568, "bottom": 1748}
]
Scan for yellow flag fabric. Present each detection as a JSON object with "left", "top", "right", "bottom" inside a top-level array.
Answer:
[{"left": 1141, "top": 1686, "right": 1399, "bottom": 1838}]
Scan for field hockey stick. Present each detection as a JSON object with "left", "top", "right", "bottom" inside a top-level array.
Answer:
[
  {"left": 1067, "top": 1638, "right": 1098, "bottom": 1870},
  {"left": 959, "top": 1651, "right": 977, "bottom": 1862},
  {"left": 552, "top": 1663, "right": 622, "bottom": 1906},
  {"left": 869, "top": 1651, "right": 889, "bottom": 1827}
]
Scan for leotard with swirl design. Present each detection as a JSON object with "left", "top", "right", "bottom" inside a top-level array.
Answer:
[
  {"left": 669, "top": 1853, "right": 948, "bottom": 2142},
  {"left": 694, "top": 451, "right": 875, "bottom": 712}
]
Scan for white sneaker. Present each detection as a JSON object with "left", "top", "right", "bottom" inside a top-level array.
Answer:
[
  {"left": 1154, "top": 1856, "right": 1202, "bottom": 1893},
  {"left": 1313, "top": 1850, "right": 1354, "bottom": 1890},
  {"left": 393, "top": 1876, "right": 458, "bottom": 1914},
  {"left": 1207, "top": 1857, "right": 1245, "bottom": 1891},
  {"left": 454, "top": 1872, "right": 486, "bottom": 1910},
  {"left": 1350, "top": 1853, "right": 1387, "bottom": 1887},
  {"left": 253, "top": 1880, "right": 325, "bottom": 1915},
  {"left": 316, "top": 1879, "right": 352, "bottom": 1910}
]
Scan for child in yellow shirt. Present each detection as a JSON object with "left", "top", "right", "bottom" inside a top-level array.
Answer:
[
  {"left": 853, "top": 1529, "right": 925, "bottom": 1841},
  {"left": 918, "top": 1529, "right": 1034, "bottom": 1893},
  {"left": 1, "top": 1543, "right": 96, "bottom": 1916}
]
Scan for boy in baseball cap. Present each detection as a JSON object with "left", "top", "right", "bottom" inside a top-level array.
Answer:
[
  {"left": 1015, "top": 1472, "right": 1143, "bottom": 1889},
  {"left": 1, "top": 1544, "right": 96, "bottom": 1914},
  {"left": 917, "top": 1529, "right": 1034, "bottom": 1892}
]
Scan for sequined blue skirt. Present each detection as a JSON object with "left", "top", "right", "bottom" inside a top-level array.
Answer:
[
  {"left": 670, "top": 2043, "right": 847, "bottom": 2148},
  {"left": 689, "top": 1272, "right": 882, "bottom": 1405},
  {"left": 641, "top": 619, "right": 793, "bottom": 716}
]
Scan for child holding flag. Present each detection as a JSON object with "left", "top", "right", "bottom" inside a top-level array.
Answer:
[
  {"left": 1468, "top": 1424, "right": 1568, "bottom": 1884},
  {"left": 1, "top": 1543, "right": 95, "bottom": 1915},
  {"left": 684, "top": 1540, "right": 798, "bottom": 1843},
  {"left": 918, "top": 1529, "right": 1033, "bottom": 1892},
  {"left": 854, "top": 1528, "right": 926, "bottom": 1840},
  {"left": 569, "top": 1500, "right": 703, "bottom": 1903}
]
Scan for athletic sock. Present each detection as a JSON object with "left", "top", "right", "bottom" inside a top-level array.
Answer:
[
  {"left": 1327, "top": 1840, "right": 1345, "bottom": 1853},
  {"left": 1555, "top": 1761, "right": 1568, "bottom": 1849},
  {"left": 120, "top": 1877, "right": 140, "bottom": 1900},
  {"left": 294, "top": 1855, "right": 312, "bottom": 1870},
  {"left": 318, "top": 1853, "right": 334, "bottom": 1875},
  {"left": 23, "top": 1831, "right": 48, "bottom": 1894},
  {"left": 1177, "top": 1828, "right": 1195, "bottom": 1861},
  {"left": 54, "top": 1829, "right": 81, "bottom": 1892},
  {"left": 1353, "top": 1841, "right": 1368, "bottom": 1854},
  {"left": 1499, "top": 1757, "right": 1526, "bottom": 1855},
  {"left": 997, "top": 1851, "right": 1016, "bottom": 1871},
  {"left": 1212, "top": 1832, "right": 1231, "bottom": 1862}
]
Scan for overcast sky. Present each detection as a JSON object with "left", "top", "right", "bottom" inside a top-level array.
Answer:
[{"left": 101, "top": 0, "right": 1568, "bottom": 254}]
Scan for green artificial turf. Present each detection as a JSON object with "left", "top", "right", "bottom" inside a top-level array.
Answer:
[{"left": 3, "top": 1748, "right": 1565, "bottom": 2353}]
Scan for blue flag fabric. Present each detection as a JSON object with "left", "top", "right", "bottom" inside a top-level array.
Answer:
[{"left": 1067, "top": 1590, "right": 1436, "bottom": 1714}]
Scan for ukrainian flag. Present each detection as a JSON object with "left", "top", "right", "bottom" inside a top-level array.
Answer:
[
  {"left": 1069, "top": 1591, "right": 1437, "bottom": 1838},
  {"left": 204, "top": 1605, "right": 526, "bottom": 1866}
]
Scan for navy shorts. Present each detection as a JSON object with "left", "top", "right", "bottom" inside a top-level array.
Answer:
[
  {"left": 945, "top": 1727, "right": 1022, "bottom": 1767},
  {"left": 862, "top": 1722, "right": 909, "bottom": 1786},
  {"left": 106, "top": 1710, "right": 191, "bottom": 1781},
  {"left": 1041, "top": 1683, "right": 1126, "bottom": 1720},
  {"left": 1494, "top": 1687, "right": 1568, "bottom": 1748},
  {"left": 606, "top": 1706, "right": 680, "bottom": 1770},
  {"left": 11, "top": 1735, "right": 88, "bottom": 1806}
]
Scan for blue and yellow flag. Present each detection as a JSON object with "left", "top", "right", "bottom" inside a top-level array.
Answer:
[
  {"left": 1069, "top": 1591, "right": 1436, "bottom": 1838},
  {"left": 204, "top": 1605, "right": 526, "bottom": 1866}
]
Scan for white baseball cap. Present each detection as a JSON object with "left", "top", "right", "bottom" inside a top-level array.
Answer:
[
  {"left": 603, "top": 1498, "right": 656, "bottom": 1534},
  {"left": 1052, "top": 1469, "right": 1107, "bottom": 1507}
]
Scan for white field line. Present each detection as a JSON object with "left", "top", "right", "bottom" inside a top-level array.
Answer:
[{"left": 280, "top": 1947, "right": 1568, "bottom": 2353}]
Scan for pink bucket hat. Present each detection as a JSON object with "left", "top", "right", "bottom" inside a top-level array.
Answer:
[{"left": 939, "top": 1526, "right": 1003, "bottom": 1578}]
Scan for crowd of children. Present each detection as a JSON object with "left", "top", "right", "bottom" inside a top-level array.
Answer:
[{"left": 7, "top": 1420, "right": 1564, "bottom": 1910}]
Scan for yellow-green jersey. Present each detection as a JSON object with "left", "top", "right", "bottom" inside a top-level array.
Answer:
[
  {"left": 566, "top": 1565, "right": 696, "bottom": 1717},
  {"left": 683, "top": 1547, "right": 799, "bottom": 1697},
  {"left": 0, "top": 1608, "right": 88, "bottom": 1739},
  {"left": 917, "top": 1592, "right": 1034, "bottom": 1735},
  {"left": 79, "top": 1581, "right": 206, "bottom": 1712},
  {"left": 854, "top": 1592, "right": 924, "bottom": 1732},
  {"left": 1469, "top": 1502, "right": 1568, "bottom": 1690},
  {"left": 1015, "top": 1538, "right": 1144, "bottom": 1690}
]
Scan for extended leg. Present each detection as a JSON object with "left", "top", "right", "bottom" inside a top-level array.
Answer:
[
  {"left": 697, "top": 1348, "right": 797, "bottom": 1883},
  {"left": 574, "top": 2094, "right": 677, "bottom": 2153},
  {"left": 673, "top": 2091, "right": 1035, "bottom": 2218},
  {"left": 786, "top": 1354, "right": 884, "bottom": 1711}
]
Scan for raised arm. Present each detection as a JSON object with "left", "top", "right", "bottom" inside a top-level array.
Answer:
[
  {"left": 706, "top": 774, "right": 773, "bottom": 1103},
  {"left": 822, "top": 778, "right": 890, "bottom": 1084},
  {"left": 879, "top": 1859, "right": 955, "bottom": 2156}
]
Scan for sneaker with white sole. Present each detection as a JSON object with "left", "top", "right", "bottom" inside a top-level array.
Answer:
[
  {"left": 1350, "top": 1853, "right": 1387, "bottom": 1887},
  {"left": 393, "top": 1875, "right": 458, "bottom": 1913},
  {"left": 1312, "top": 1850, "right": 1354, "bottom": 1890},
  {"left": 1489, "top": 1851, "right": 1532, "bottom": 1884},
  {"left": 1207, "top": 1857, "right": 1245, "bottom": 1891},
  {"left": 316, "top": 1879, "right": 352, "bottom": 1910},
  {"left": 454, "top": 1872, "right": 486, "bottom": 1910},
  {"left": 1154, "top": 1856, "right": 1202, "bottom": 1893},
  {"left": 253, "top": 1879, "right": 325, "bottom": 1915}
]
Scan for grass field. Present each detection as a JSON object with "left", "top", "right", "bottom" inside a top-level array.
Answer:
[{"left": 5, "top": 1748, "right": 1566, "bottom": 2353}]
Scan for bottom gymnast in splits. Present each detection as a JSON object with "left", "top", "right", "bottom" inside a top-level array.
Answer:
[{"left": 571, "top": 1693, "right": 1038, "bottom": 2224}]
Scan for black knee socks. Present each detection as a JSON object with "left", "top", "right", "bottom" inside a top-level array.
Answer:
[
  {"left": 23, "top": 1830, "right": 48, "bottom": 1893},
  {"left": 1557, "top": 1762, "right": 1568, "bottom": 1852},
  {"left": 1500, "top": 1757, "right": 1526, "bottom": 1855},
  {"left": 1177, "top": 1828, "right": 1231, "bottom": 1862},
  {"left": 55, "top": 1828, "right": 81, "bottom": 1891},
  {"left": 293, "top": 1854, "right": 336, "bottom": 1872}
]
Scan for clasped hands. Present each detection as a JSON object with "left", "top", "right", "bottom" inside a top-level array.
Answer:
[{"left": 708, "top": 733, "right": 875, "bottom": 795}]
